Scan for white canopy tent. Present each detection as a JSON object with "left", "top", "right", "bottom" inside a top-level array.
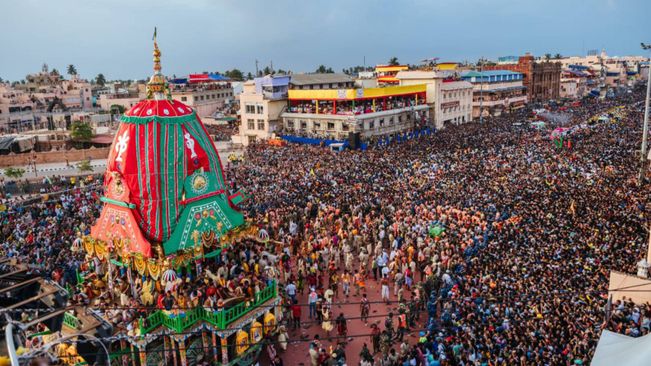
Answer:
[{"left": 592, "top": 330, "right": 651, "bottom": 366}]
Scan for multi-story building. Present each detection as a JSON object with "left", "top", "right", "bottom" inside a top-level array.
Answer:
[
  {"left": 280, "top": 74, "right": 428, "bottom": 141},
  {"left": 460, "top": 70, "right": 528, "bottom": 118},
  {"left": 560, "top": 66, "right": 594, "bottom": 99},
  {"left": 17, "top": 69, "right": 92, "bottom": 110},
  {"left": 234, "top": 75, "right": 290, "bottom": 146},
  {"left": 396, "top": 71, "right": 473, "bottom": 128},
  {"left": 559, "top": 50, "right": 648, "bottom": 88},
  {"left": 97, "top": 84, "right": 146, "bottom": 111},
  {"left": 170, "top": 82, "right": 234, "bottom": 118},
  {"left": 1, "top": 71, "right": 94, "bottom": 134},
  {"left": 484, "top": 53, "right": 561, "bottom": 102},
  {"left": 0, "top": 83, "right": 37, "bottom": 133}
]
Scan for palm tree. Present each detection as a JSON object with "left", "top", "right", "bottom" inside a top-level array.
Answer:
[
  {"left": 544, "top": 53, "right": 552, "bottom": 61},
  {"left": 554, "top": 53, "right": 562, "bottom": 60},
  {"left": 67, "top": 64, "right": 77, "bottom": 76},
  {"left": 388, "top": 57, "right": 399, "bottom": 66}
]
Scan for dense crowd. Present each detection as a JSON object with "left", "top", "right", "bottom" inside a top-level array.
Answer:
[
  {"left": 1, "top": 86, "right": 650, "bottom": 365},
  {"left": 229, "top": 86, "right": 650, "bottom": 365}
]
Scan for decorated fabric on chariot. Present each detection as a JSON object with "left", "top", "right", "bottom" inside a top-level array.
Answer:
[
  {"left": 90, "top": 35, "right": 246, "bottom": 259},
  {"left": 90, "top": 172, "right": 153, "bottom": 258},
  {"left": 163, "top": 168, "right": 244, "bottom": 255}
]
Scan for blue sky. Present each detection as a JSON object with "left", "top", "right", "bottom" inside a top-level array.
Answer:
[{"left": 0, "top": 0, "right": 648, "bottom": 81}]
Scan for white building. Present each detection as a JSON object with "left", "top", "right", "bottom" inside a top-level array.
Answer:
[
  {"left": 396, "top": 71, "right": 473, "bottom": 128},
  {"left": 233, "top": 75, "right": 290, "bottom": 146}
]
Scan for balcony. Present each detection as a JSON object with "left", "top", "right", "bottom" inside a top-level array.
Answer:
[
  {"left": 139, "top": 280, "right": 277, "bottom": 334},
  {"left": 282, "top": 104, "right": 429, "bottom": 121}
]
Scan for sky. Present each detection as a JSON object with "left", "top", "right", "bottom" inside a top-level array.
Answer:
[{"left": 1, "top": 0, "right": 649, "bottom": 82}]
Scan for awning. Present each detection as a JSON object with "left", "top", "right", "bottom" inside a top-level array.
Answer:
[{"left": 592, "top": 330, "right": 651, "bottom": 366}]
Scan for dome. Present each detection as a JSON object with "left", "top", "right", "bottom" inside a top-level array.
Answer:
[{"left": 90, "top": 34, "right": 245, "bottom": 258}]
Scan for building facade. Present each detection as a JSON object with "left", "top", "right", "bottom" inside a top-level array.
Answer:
[
  {"left": 1, "top": 69, "right": 93, "bottom": 133},
  {"left": 484, "top": 53, "right": 561, "bottom": 102},
  {"left": 170, "top": 83, "right": 233, "bottom": 118},
  {"left": 460, "top": 70, "right": 528, "bottom": 118},
  {"left": 0, "top": 84, "right": 36, "bottom": 133},
  {"left": 234, "top": 75, "right": 289, "bottom": 146},
  {"left": 396, "top": 71, "right": 473, "bottom": 128},
  {"left": 559, "top": 50, "right": 649, "bottom": 88},
  {"left": 280, "top": 78, "right": 428, "bottom": 141}
]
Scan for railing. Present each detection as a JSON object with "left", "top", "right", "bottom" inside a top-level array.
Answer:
[
  {"left": 63, "top": 312, "right": 81, "bottom": 330},
  {"left": 139, "top": 281, "right": 277, "bottom": 335}
]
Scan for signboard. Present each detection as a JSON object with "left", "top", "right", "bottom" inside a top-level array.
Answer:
[{"left": 440, "top": 101, "right": 460, "bottom": 109}]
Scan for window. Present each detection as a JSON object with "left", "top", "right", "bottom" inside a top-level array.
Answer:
[
  {"left": 327, "top": 122, "right": 335, "bottom": 130},
  {"left": 257, "top": 119, "right": 265, "bottom": 130},
  {"left": 256, "top": 105, "right": 263, "bottom": 114},
  {"left": 181, "top": 96, "right": 187, "bottom": 102},
  {"left": 247, "top": 119, "right": 255, "bottom": 130},
  {"left": 300, "top": 120, "right": 307, "bottom": 129},
  {"left": 369, "top": 121, "right": 375, "bottom": 129},
  {"left": 246, "top": 104, "right": 255, "bottom": 114},
  {"left": 379, "top": 118, "right": 385, "bottom": 126},
  {"left": 314, "top": 122, "right": 321, "bottom": 130},
  {"left": 287, "top": 120, "right": 295, "bottom": 128}
]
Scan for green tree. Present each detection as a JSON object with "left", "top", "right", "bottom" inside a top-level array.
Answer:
[
  {"left": 3, "top": 167, "right": 25, "bottom": 179},
  {"left": 95, "top": 73, "right": 106, "bottom": 86},
  {"left": 315, "top": 65, "right": 334, "bottom": 73},
  {"left": 225, "top": 69, "right": 244, "bottom": 81},
  {"left": 554, "top": 53, "right": 562, "bottom": 59},
  {"left": 51, "top": 68, "right": 60, "bottom": 76},
  {"left": 388, "top": 57, "right": 400, "bottom": 66},
  {"left": 67, "top": 64, "right": 77, "bottom": 76},
  {"left": 110, "top": 104, "right": 126, "bottom": 114},
  {"left": 76, "top": 159, "right": 93, "bottom": 173},
  {"left": 544, "top": 53, "right": 552, "bottom": 61},
  {"left": 70, "top": 121, "right": 94, "bottom": 142}
]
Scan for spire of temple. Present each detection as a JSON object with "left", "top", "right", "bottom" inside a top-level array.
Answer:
[{"left": 146, "top": 27, "right": 169, "bottom": 100}]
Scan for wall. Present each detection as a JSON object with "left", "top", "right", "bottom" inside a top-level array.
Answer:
[
  {"left": 0, "top": 147, "right": 110, "bottom": 167},
  {"left": 98, "top": 95, "right": 141, "bottom": 111}
]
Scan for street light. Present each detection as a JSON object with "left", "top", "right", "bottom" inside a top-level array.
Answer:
[{"left": 638, "top": 43, "right": 651, "bottom": 185}]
